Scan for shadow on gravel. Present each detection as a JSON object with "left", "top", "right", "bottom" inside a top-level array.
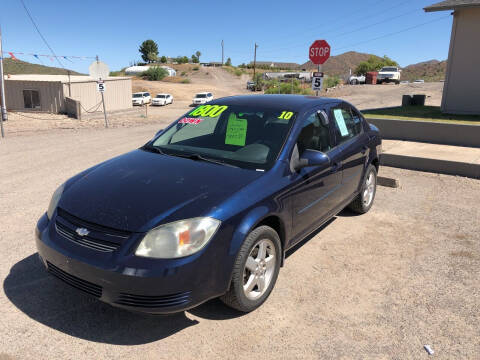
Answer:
[
  {"left": 285, "top": 217, "right": 336, "bottom": 259},
  {"left": 4, "top": 254, "right": 199, "bottom": 345}
]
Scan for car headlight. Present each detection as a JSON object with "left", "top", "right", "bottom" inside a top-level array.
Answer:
[
  {"left": 135, "top": 217, "right": 221, "bottom": 259},
  {"left": 47, "top": 183, "right": 65, "bottom": 220}
]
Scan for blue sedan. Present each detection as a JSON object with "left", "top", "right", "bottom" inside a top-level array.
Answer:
[{"left": 35, "top": 95, "right": 381, "bottom": 314}]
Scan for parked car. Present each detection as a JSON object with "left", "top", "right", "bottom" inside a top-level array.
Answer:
[
  {"left": 152, "top": 93, "right": 173, "bottom": 106},
  {"left": 132, "top": 92, "right": 151, "bottom": 105},
  {"left": 36, "top": 95, "right": 381, "bottom": 314},
  {"left": 193, "top": 92, "right": 213, "bottom": 105},
  {"left": 377, "top": 66, "right": 401, "bottom": 84},
  {"left": 348, "top": 74, "right": 365, "bottom": 85},
  {"left": 246, "top": 81, "right": 256, "bottom": 90}
]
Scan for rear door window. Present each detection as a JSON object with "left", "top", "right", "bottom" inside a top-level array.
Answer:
[{"left": 331, "top": 105, "right": 363, "bottom": 145}]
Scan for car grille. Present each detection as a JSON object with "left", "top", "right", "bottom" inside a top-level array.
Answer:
[
  {"left": 55, "top": 208, "right": 130, "bottom": 252},
  {"left": 115, "top": 291, "right": 191, "bottom": 308},
  {"left": 47, "top": 261, "right": 102, "bottom": 298}
]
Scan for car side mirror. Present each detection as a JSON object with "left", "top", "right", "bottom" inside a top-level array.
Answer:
[{"left": 293, "top": 149, "right": 330, "bottom": 171}]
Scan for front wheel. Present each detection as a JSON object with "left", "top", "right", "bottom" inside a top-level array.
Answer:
[
  {"left": 348, "top": 164, "right": 377, "bottom": 214},
  {"left": 221, "top": 226, "right": 281, "bottom": 312}
]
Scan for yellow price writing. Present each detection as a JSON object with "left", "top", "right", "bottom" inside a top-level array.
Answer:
[
  {"left": 189, "top": 105, "right": 228, "bottom": 117},
  {"left": 278, "top": 111, "right": 294, "bottom": 120}
]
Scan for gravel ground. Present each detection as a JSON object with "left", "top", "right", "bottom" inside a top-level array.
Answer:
[
  {"left": 0, "top": 125, "right": 478, "bottom": 359},
  {"left": 0, "top": 69, "right": 443, "bottom": 137}
]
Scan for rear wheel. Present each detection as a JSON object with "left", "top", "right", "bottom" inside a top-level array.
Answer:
[
  {"left": 350, "top": 79, "right": 358, "bottom": 85},
  {"left": 221, "top": 226, "right": 281, "bottom": 312},
  {"left": 348, "top": 164, "right": 377, "bottom": 214}
]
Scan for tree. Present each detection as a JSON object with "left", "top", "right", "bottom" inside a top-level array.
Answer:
[
  {"left": 191, "top": 54, "right": 199, "bottom": 63},
  {"left": 225, "top": 57, "right": 232, "bottom": 66},
  {"left": 195, "top": 51, "right": 201, "bottom": 63},
  {"left": 160, "top": 55, "right": 167, "bottom": 63},
  {"left": 139, "top": 40, "right": 159, "bottom": 63},
  {"left": 354, "top": 55, "right": 399, "bottom": 75}
]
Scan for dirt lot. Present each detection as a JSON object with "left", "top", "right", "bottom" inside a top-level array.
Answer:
[
  {"left": 0, "top": 124, "right": 479, "bottom": 359},
  {"left": 0, "top": 67, "right": 444, "bottom": 136}
]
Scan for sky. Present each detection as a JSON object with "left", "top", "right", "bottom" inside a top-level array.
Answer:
[{"left": 1, "top": 0, "right": 453, "bottom": 74}]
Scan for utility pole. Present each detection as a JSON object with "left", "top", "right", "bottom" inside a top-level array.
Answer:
[
  {"left": 96, "top": 55, "right": 108, "bottom": 128},
  {"left": 67, "top": 70, "right": 71, "bottom": 97},
  {"left": 0, "top": 25, "right": 7, "bottom": 138},
  {"left": 221, "top": 40, "right": 224, "bottom": 65},
  {"left": 253, "top": 42, "right": 258, "bottom": 80}
]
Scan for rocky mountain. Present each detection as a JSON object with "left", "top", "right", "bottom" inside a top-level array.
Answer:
[
  {"left": 400, "top": 60, "right": 447, "bottom": 82},
  {"left": 301, "top": 51, "right": 382, "bottom": 77}
]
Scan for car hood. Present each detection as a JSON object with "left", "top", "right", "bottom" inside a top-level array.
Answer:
[{"left": 59, "top": 149, "right": 262, "bottom": 232}]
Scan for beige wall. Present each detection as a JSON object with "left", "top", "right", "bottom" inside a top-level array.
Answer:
[
  {"left": 5, "top": 80, "right": 65, "bottom": 112},
  {"left": 4, "top": 78, "right": 132, "bottom": 114},
  {"left": 442, "top": 7, "right": 480, "bottom": 114},
  {"left": 64, "top": 78, "right": 132, "bottom": 112}
]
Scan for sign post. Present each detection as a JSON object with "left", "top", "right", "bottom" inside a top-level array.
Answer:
[
  {"left": 89, "top": 57, "right": 110, "bottom": 128},
  {"left": 309, "top": 40, "right": 331, "bottom": 96}
]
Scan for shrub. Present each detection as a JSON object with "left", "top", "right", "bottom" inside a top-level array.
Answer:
[
  {"left": 264, "top": 79, "right": 313, "bottom": 95},
  {"left": 181, "top": 78, "right": 191, "bottom": 84},
  {"left": 234, "top": 68, "right": 243, "bottom": 76},
  {"left": 193, "top": 66, "right": 199, "bottom": 71},
  {"left": 141, "top": 66, "right": 169, "bottom": 81},
  {"left": 324, "top": 75, "right": 341, "bottom": 89},
  {"left": 181, "top": 71, "right": 187, "bottom": 76}
]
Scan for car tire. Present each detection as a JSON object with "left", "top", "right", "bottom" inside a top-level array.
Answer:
[
  {"left": 220, "top": 225, "right": 281, "bottom": 312},
  {"left": 350, "top": 79, "right": 358, "bottom": 85},
  {"left": 348, "top": 164, "right": 377, "bottom": 214},
  {"left": 377, "top": 80, "right": 382, "bottom": 85}
]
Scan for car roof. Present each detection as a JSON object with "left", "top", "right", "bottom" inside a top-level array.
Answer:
[
  {"left": 211, "top": 95, "right": 342, "bottom": 111},
  {"left": 196, "top": 92, "right": 210, "bottom": 95},
  {"left": 156, "top": 93, "right": 169, "bottom": 95}
]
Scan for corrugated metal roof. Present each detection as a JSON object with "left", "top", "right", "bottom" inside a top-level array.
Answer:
[
  {"left": 424, "top": 0, "right": 480, "bottom": 12},
  {"left": 4, "top": 74, "right": 131, "bottom": 83}
]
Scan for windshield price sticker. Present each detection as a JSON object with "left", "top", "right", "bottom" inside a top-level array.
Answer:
[
  {"left": 278, "top": 111, "right": 294, "bottom": 120},
  {"left": 179, "top": 117, "right": 203, "bottom": 125},
  {"left": 333, "top": 109, "right": 349, "bottom": 136},
  {"left": 225, "top": 114, "right": 248, "bottom": 146},
  {"left": 189, "top": 105, "right": 228, "bottom": 118}
]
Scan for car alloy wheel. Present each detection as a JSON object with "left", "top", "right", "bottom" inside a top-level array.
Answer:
[
  {"left": 243, "top": 238, "right": 276, "bottom": 300},
  {"left": 362, "top": 171, "right": 376, "bottom": 207},
  {"left": 220, "top": 225, "right": 281, "bottom": 312}
]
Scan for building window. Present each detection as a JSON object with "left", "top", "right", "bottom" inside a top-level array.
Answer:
[{"left": 23, "top": 89, "right": 41, "bottom": 109}]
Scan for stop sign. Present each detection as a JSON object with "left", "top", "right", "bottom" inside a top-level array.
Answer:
[{"left": 309, "top": 40, "right": 331, "bottom": 65}]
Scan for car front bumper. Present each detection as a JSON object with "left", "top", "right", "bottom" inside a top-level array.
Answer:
[{"left": 35, "top": 213, "right": 231, "bottom": 314}]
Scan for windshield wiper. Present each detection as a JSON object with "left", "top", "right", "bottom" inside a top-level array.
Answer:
[
  {"left": 141, "top": 144, "right": 165, "bottom": 155},
  {"left": 174, "top": 153, "right": 239, "bottom": 168}
]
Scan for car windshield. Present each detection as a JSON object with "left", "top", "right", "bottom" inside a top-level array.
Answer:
[
  {"left": 149, "top": 104, "right": 297, "bottom": 170},
  {"left": 133, "top": 94, "right": 143, "bottom": 98},
  {"left": 156, "top": 95, "right": 166, "bottom": 98},
  {"left": 196, "top": 94, "right": 207, "bottom": 98},
  {"left": 381, "top": 67, "right": 397, "bottom": 72}
]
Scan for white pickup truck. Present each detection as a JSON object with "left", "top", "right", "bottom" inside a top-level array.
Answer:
[{"left": 377, "top": 66, "right": 401, "bottom": 84}]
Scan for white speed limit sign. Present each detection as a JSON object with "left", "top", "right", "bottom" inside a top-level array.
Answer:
[
  {"left": 97, "top": 81, "right": 106, "bottom": 92},
  {"left": 311, "top": 72, "right": 324, "bottom": 91}
]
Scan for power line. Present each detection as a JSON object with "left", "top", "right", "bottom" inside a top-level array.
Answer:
[
  {"left": 19, "top": 0, "right": 66, "bottom": 70},
  {"left": 335, "top": 14, "right": 451, "bottom": 51},
  {"left": 258, "top": 0, "right": 417, "bottom": 54}
]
